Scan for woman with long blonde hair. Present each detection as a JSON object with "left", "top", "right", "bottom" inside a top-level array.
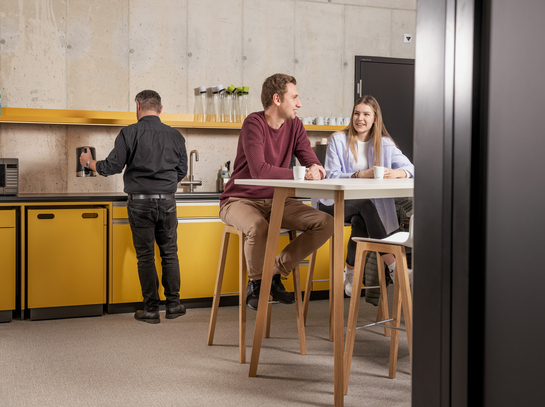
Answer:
[{"left": 318, "top": 95, "right": 414, "bottom": 296}]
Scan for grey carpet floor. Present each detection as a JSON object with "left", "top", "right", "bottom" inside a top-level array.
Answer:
[{"left": 0, "top": 294, "right": 411, "bottom": 407}]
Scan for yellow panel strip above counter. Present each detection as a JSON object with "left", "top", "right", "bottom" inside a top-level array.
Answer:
[{"left": 0, "top": 107, "right": 344, "bottom": 131}]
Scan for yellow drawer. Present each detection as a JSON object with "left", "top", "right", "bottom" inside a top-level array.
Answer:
[
  {"left": 0, "top": 210, "right": 16, "bottom": 227},
  {"left": 176, "top": 203, "right": 219, "bottom": 218},
  {"left": 113, "top": 202, "right": 220, "bottom": 219},
  {"left": 113, "top": 206, "right": 128, "bottom": 219}
]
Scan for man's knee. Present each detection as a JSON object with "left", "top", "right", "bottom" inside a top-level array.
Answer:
[
  {"left": 245, "top": 217, "right": 269, "bottom": 243},
  {"left": 319, "top": 211, "right": 335, "bottom": 237}
]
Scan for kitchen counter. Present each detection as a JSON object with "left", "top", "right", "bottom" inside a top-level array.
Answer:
[{"left": 0, "top": 192, "right": 221, "bottom": 203}]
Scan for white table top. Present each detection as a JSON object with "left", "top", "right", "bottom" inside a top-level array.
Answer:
[{"left": 235, "top": 178, "right": 414, "bottom": 200}]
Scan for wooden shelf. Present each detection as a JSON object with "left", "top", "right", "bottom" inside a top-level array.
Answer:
[{"left": 0, "top": 107, "right": 345, "bottom": 132}]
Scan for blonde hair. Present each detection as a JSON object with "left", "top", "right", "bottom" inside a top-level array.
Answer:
[{"left": 342, "top": 95, "right": 394, "bottom": 166}]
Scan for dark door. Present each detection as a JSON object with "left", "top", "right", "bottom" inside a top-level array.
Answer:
[{"left": 355, "top": 56, "right": 415, "bottom": 161}]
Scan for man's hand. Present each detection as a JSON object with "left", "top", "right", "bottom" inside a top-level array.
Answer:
[
  {"left": 79, "top": 148, "right": 93, "bottom": 166},
  {"left": 79, "top": 148, "right": 97, "bottom": 171},
  {"left": 305, "top": 164, "right": 326, "bottom": 180}
]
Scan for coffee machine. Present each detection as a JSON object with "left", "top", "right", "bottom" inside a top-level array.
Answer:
[{"left": 76, "top": 146, "right": 97, "bottom": 177}]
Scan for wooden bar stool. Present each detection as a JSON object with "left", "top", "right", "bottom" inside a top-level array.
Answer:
[
  {"left": 302, "top": 231, "right": 390, "bottom": 342},
  {"left": 343, "top": 215, "right": 414, "bottom": 392},
  {"left": 207, "top": 223, "right": 308, "bottom": 363}
]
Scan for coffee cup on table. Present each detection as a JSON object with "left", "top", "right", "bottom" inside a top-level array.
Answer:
[
  {"left": 316, "top": 116, "right": 325, "bottom": 125},
  {"left": 329, "top": 117, "right": 337, "bottom": 126},
  {"left": 337, "top": 117, "right": 344, "bottom": 126},
  {"left": 293, "top": 166, "right": 306, "bottom": 180},
  {"left": 373, "top": 166, "right": 388, "bottom": 179}
]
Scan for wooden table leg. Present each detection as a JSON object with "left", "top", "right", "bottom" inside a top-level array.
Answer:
[
  {"left": 248, "top": 187, "right": 292, "bottom": 377},
  {"left": 333, "top": 190, "right": 345, "bottom": 407}
]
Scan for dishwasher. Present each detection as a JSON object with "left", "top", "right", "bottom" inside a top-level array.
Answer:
[{"left": 26, "top": 206, "right": 107, "bottom": 320}]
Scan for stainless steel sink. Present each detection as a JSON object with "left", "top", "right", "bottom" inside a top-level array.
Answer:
[{"left": 175, "top": 192, "right": 221, "bottom": 200}]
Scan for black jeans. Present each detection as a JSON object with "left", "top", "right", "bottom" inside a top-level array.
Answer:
[
  {"left": 319, "top": 199, "right": 387, "bottom": 267},
  {"left": 127, "top": 197, "right": 180, "bottom": 311}
]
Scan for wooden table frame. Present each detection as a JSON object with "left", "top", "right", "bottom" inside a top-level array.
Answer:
[{"left": 235, "top": 178, "right": 414, "bottom": 407}]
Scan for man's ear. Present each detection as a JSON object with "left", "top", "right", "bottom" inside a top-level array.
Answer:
[{"left": 272, "top": 93, "right": 281, "bottom": 106}]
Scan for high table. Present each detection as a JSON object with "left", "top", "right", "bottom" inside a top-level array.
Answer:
[{"left": 235, "top": 178, "right": 414, "bottom": 406}]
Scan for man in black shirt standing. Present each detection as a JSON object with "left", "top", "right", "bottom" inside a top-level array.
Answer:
[{"left": 80, "top": 90, "right": 187, "bottom": 324}]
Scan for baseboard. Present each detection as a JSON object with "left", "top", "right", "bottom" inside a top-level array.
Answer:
[
  {"left": 29, "top": 304, "right": 103, "bottom": 321},
  {"left": 0, "top": 310, "right": 13, "bottom": 323},
  {"left": 106, "top": 290, "right": 332, "bottom": 315}
]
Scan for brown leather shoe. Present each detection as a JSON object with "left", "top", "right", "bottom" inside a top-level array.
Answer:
[
  {"left": 134, "top": 309, "right": 160, "bottom": 324},
  {"left": 166, "top": 304, "right": 186, "bottom": 319}
]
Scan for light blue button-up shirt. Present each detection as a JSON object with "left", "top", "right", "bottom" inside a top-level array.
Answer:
[{"left": 318, "top": 132, "right": 415, "bottom": 234}]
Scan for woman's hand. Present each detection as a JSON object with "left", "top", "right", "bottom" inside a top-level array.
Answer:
[
  {"left": 356, "top": 168, "right": 374, "bottom": 178},
  {"left": 383, "top": 168, "right": 408, "bottom": 179}
]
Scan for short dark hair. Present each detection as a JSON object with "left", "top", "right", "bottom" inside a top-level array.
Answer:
[
  {"left": 261, "top": 73, "right": 297, "bottom": 109},
  {"left": 135, "top": 90, "right": 162, "bottom": 113}
]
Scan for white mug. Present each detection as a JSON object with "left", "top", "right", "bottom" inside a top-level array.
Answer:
[
  {"left": 302, "top": 117, "right": 311, "bottom": 125},
  {"left": 316, "top": 116, "right": 325, "bottom": 125},
  {"left": 343, "top": 117, "right": 351, "bottom": 126},
  {"left": 337, "top": 117, "right": 344, "bottom": 126},
  {"left": 373, "top": 166, "right": 389, "bottom": 179},
  {"left": 329, "top": 117, "right": 337, "bottom": 126},
  {"left": 293, "top": 166, "right": 306, "bottom": 180}
]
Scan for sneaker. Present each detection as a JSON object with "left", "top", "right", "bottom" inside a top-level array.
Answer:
[
  {"left": 246, "top": 279, "right": 261, "bottom": 310},
  {"left": 344, "top": 266, "right": 354, "bottom": 297},
  {"left": 388, "top": 264, "right": 413, "bottom": 286},
  {"left": 388, "top": 262, "right": 396, "bottom": 283},
  {"left": 271, "top": 274, "right": 295, "bottom": 304}
]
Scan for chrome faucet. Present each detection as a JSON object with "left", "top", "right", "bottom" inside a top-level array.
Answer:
[{"left": 179, "top": 149, "right": 203, "bottom": 193}]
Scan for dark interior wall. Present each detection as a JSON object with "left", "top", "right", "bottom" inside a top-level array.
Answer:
[
  {"left": 413, "top": 0, "right": 545, "bottom": 406},
  {"left": 484, "top": 0, "right": 545, "bottom": 405}
]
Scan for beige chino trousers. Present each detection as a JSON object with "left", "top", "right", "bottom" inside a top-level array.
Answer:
[{"left": 219, "top": 197, "right": 334, "bottom": 280}]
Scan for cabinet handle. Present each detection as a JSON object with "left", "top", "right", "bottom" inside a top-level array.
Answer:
[
  {"left": 82, "top": 213, "right": 99, "bottom": 219},
  {"left": 37, "top": 214, "right": 54, "bottom": 219}
]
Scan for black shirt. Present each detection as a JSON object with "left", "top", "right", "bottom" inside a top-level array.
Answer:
[{"left": 96, "top": 115, "right": 187, "bottom": 194}]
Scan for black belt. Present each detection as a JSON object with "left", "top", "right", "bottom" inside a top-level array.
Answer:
[{"left": 128, "top": 193, "right": 175, "bottom": 200}]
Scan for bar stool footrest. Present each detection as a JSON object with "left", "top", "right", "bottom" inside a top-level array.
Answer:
[{"left": 355, "top": 318, "right": 406, "bottom": 332}]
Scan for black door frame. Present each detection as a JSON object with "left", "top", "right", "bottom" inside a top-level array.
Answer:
[{"left": 412, "top": 0, "right": 489, "bottom": 405}]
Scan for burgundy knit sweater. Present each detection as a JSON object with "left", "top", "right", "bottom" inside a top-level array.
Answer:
[{"left": 220, "top": 111, "right": 321, "bottom": 206}]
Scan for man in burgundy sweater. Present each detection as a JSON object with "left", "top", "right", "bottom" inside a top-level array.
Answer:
[{"left": 219, "top": 73, "right": 334, "bottom": 310}]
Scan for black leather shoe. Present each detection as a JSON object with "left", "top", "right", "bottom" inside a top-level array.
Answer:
[
  {"left": 271, "top": 274, "right": 295, "bottom": 304},
  {"left": 166, "top": 304, "right": 186, "bottom": 319},
  {"left": 134, "top": 309, "right": 160, "bottom": 324},
  {"left": 246, "top": 279, "right": 261, "bottom": 311}
]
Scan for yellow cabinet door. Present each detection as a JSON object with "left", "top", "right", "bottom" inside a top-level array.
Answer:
[
  {"left": 0, "top": 209, "right": 16, "bottom": 313},
  {"left": 27, "top": 207, "right": 106, "bottom": 309},
  {"left": 111, "top": 221, "right": 164, "bottom": 304},
  {"left": 177, "top": 219, "right": 241, "bottom": 299}
]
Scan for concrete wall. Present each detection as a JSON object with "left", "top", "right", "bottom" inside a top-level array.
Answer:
[{"left": 0, "top": 0, "right": 416, "bottom": 193}]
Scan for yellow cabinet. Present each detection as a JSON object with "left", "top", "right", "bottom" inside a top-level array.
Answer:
[
  {"left": 110, "top": 202, "right": 241, "bottom": 309},
  {"left": 111, "top": 220, "right": 164, "bottom": 306},
  {"left": 0, "top": 209, "right": 16, "bottom": 322},
  {"left": 27, "top": 207, "right": 106, "bottom": 320},
  {"left": 109, "top": 200, "right": 343, "bottom": 309},
  {"left": 177, "top": 218, "right": 241, "bottom": 299}
]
